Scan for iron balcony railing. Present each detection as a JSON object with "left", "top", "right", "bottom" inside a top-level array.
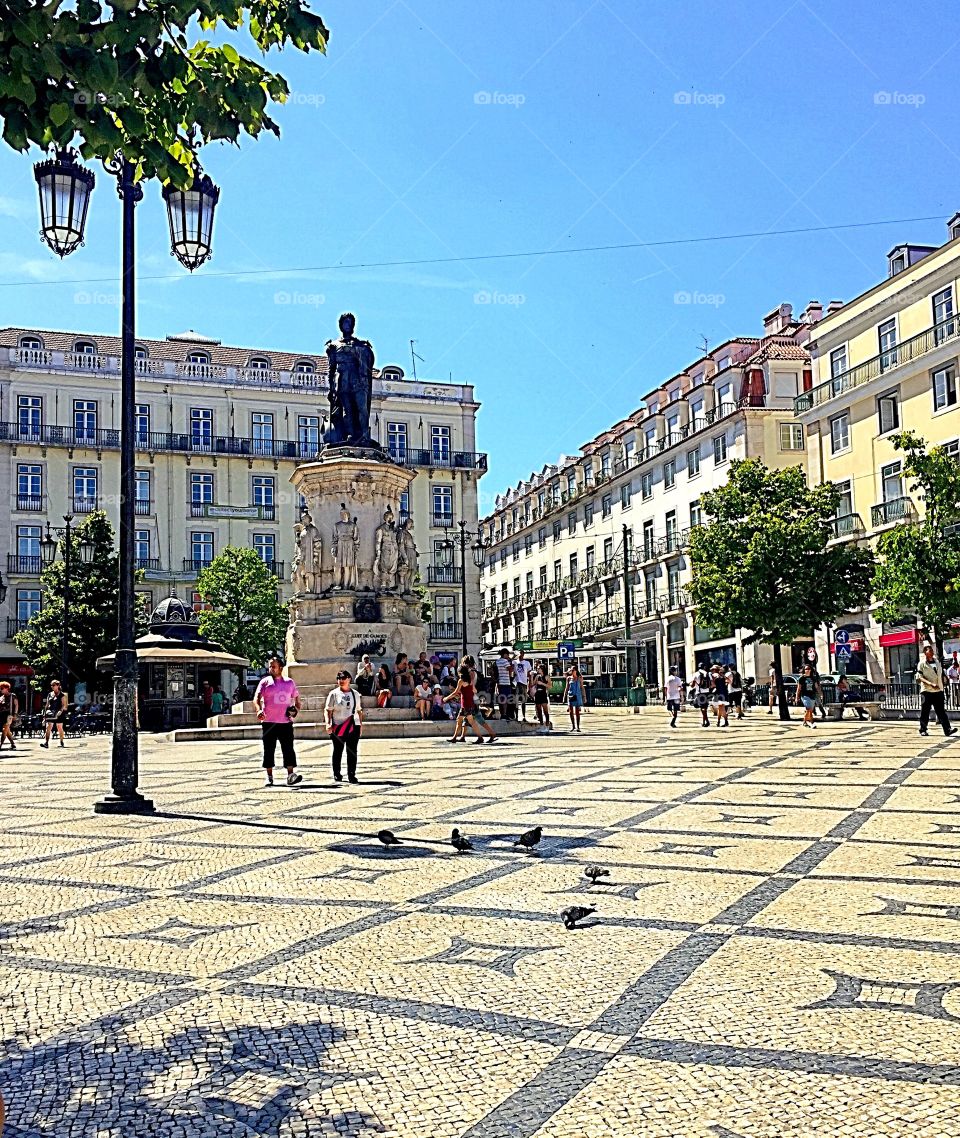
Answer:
[
  {"left": 266, "top": 561, "right": 285, "bottom": 580},
  {"left": 7, "top": 617, "right": 31, "bottom": 639},
  {"left": 134, "top": 499, "right": 152, "bottom": 516},
  {"left": 183, "top": 558, "right": 213, "bottom": 574},
  {"left": 429, "top": 621, "right": 463, "bottom": 641},
  {"left": 15, "top": 494, "right": 44, "bottom": 512},
  {"left": 7, "top": 554, "right": 42, "bottom": 575},
  {"left": 871, "top": 497, "right": 916, "bottom": 528},
  {"left": 134, "top": 557, "right": 161, "bottom": 570},
  {"left": 427, "top": 565, "right": 463, "bottom": 585},
  {"left": 795, "top": 318, "right": 960, "bottom": 414},
  {"left": 72, "top": 496, "right": 99, "bottom": 514},
  {"left": 432, "top": 513, "right": 454, "bottom": 528},
  {"left": 831, "top": 512, "right": 866, "bottom": 539}
]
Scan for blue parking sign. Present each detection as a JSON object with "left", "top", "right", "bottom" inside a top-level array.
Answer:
[{"left": 558, "top": 642, "right": 576, "bottom": 661}]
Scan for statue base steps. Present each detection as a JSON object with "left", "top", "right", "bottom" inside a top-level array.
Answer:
[{"left": 172, "top": 719, "right": 533, "bottom": 743}]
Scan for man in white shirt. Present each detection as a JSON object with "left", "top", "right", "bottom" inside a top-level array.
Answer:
[
  {"left": 513, "top": 650, "right": 533, "bottom": 721},
  {"left": 664, "top": 667, "right": 685, "bottom": 728}
]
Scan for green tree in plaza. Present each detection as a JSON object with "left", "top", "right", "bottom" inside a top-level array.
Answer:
[
  {"left": 196, "top": 547, "right": 287, "bottom": 674},
  {"left": 15, "top": 511, "right": 142, "bottom": 693},
  {"left": 687, "top": 459, "right": 875, "bottom": 719},
  {"left": 873, "top": 430, "right": 960, "bottom": 644},
  {"left": 0, "top": 0, "right": 329, "bottom": 184}
]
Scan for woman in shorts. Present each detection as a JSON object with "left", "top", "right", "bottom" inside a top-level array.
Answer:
[
  {"left": 710, "top": 665, "right": 730, "bottom": 727},
  {"left": 562, "top": 665, "right": 585, "bottom": 733},
  {"left": 795, "top": 664, "right": 818, "bottom": 729},
  {"left": 445, "top": 664, "right": 496, "bottom": 744},
  {"left": 532, "top": 665, "right": 552, "bottom": 729}
]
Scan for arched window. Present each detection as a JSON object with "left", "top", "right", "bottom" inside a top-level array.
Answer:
[
  {"left": 294, "top": 360, "right": 315, "bottom": 374},
  {"left": 187, "top": 351, "right": 209, "bottom": 366},
  {"left": 74, "top": 339, "right": 97, "bottom": 355},
  {"left": 248, "top": 356, "right": 270, "bottom": 370},
  {"left": 18, "top": 336, "right": 43, "bottom": 350},
  {"left": 135, "top": 345, "right": 149, "bottom": 360}
]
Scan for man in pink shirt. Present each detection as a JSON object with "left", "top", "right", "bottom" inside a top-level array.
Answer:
[{"left": 253, "top": 657, "right": 303, "bottom": 786}]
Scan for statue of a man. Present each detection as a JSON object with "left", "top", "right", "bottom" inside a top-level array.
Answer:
[
  {"left": 331, "top": 503, "right": 359, "bottom": 589},
  {"left": 373, "top": 508, "right": 400, "bottom": 592},
  {"left": 396, "top": 516, "right": 419, "bottom": 594},
  {"left": 295, "top": 511, "right": 322, "bottom": 593},
  {"left": 324, "top": 312, "right": 375, "bottom": 447}
]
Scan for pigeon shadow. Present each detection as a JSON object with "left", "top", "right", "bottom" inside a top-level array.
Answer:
[{"left": 328, "top": 841, "right": 435, "bottom": 860}]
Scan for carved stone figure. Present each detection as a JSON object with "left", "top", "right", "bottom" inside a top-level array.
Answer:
[
  {"left": 331, "top": 503, "right": 359, "bottom": 590},
  {"left": 294, "top": 511, "right": 322, "bottom": 593},
  {"left": 324, "top": 312, "right": 376, "bottom": 448},
  {"left": 373, "top": 508, "right": 400, "bottom": 591},
  {"left": 396, "top": 516, "right": 419, "bottom": 594}
]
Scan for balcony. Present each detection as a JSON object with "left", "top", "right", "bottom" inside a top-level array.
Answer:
[
  {"left": 430, "top": 621, "right": 463, "bottom": 641},
  {"left": 432, "top": 513, "right": 454, "bottom": 528},
  {"left": 135, "top": 557, "right": 161, "bottom": 571},
  {"left": 832, "top": 512, "right": 866, "bottom": 539},
  {"left": 657, "top": 590, "right": 689, "bottom": 611},
  {"left": 266, "top": 561, "right": 285, "bottom": 580},
  {"left": 795, "top": 318, "right": 960, "bottom": 415},
  {"left": 871, "top": 497, "right": 916, "bottom": 528},
  {"left": 189, "top": 502, "right": 276, "bottom": 520},
  {"left": 72, "top": 496, "right": 99, "bottom": 514},
  {"left": 7, "top": 555, "right": 42, "bottom": 575},
  {"left": 7, "top": 617, "right": 30, "bottom": 639},
  {"left": 15, "top": 494, "right": 44, "bottom": 512},
  {"left": 183, "top": 558, "right": 213, "bottom": 574},
  {"left": 134, "top": 498, "right": 153, "bottom": 516},
  {"left": 427, "top": 565, "right": 463, "bottom": 585}
]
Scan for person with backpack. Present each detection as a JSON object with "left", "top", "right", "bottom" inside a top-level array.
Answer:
[
  {"left": 324, "top": 669, "right": 364, "bottom": 782},
  {"left": 690, "top": 665, "right": 711, "bottom": 727},
  {"left": 725, "top": 664, "right": 745, "bottom": 719},
  {"left": 710, "top": 664, "right": 730, "bottom": 727}
]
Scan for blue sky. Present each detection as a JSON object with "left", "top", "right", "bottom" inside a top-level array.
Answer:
[{"left": 0, "top": 0, "right": 956, "bottom": 504}]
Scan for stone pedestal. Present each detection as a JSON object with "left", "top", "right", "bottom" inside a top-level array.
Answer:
[{"left": 284, "top": 449, "right": 427, "bottom": 705}]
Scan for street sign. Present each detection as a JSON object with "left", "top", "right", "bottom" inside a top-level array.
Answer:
[
  {"left": 836, "top": 644, "right": 853, "bottom": 661},
  {"left": 557, "top": 641, "right": 577, "bottom": 661},
  {"left": 513, "top": 639, "right": 533, "bottom": 651},
  {"left": 616, "top": 638, "right": 642, "bottom": 647},
  {"left": 834, "top": 629, "right": 850, "bottom": 645}
]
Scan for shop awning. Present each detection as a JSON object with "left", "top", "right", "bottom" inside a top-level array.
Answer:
[
  {"left": 879, "top": 629, "right": 919, "bottom": 648},
  {"left": 0, "top": 662, "right": 34, "bottom": 677},
  {"left": 96, "top": 645, "right": 249, "bottom": 669}
]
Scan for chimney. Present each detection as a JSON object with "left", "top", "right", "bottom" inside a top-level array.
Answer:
[
  {"left": 826, "top": 299, "right": 844, "bottom": 316},
  {"left": 803, "top": 300, "right": 823, "bottom": 324},
  {"left": 762, "top": 302, "right": 793, "bottom": 336}
]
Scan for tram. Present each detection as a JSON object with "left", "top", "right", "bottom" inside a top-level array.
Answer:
[{"left": 479, "top": 639, "right": 627, "bottom": 700}]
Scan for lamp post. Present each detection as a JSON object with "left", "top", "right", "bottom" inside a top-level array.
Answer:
[
  {"left": 34, "top": 148, "right": 219, "bottom": 814},
  {"left": 40, "top": 515, "right": 95, "bottom": 695},
  {"left": 441, "top": 520, "right": 488, "bottom": 660}
]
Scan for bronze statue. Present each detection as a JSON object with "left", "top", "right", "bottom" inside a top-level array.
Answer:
[{"left": 324, "top": 312, "right": 375, "bottom": 447}]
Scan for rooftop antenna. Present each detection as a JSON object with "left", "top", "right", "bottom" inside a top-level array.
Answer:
[
  {"left": 410, "top": 339, "right": 425, "bottom": 381},
  {"left": 696, "top": 334, "right": 710, "bottom": 357}
]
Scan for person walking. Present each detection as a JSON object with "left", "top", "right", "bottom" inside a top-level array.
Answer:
[
  {"left": 916, "top": 644, "right": 958, "bottom": 738},
  {"left": 445, "top": 663, "right": 496, "bottom": 744},
  {"left": 809, "top": 665, "right": 828, "bottom": 720},
  {"left": 837, "top": 674, "right": 868, "bottom": 721},
  {"left": 513, "top": 650, "right": 533, "bottom": 722},
  {"left": 726, "top": 664, "right": 745, "bottom": 719},
  {"left": 40, "top": 679, "right": 68, "bottom": 748},
  {"left": 947, "top": 658, "right": 960, "bottom": 709},
  {"left": 711, "top": 665, "right": 730, "bottom": 727},
  {"left": 563, "top": 665, "right": 585, "bottom": 733},
  {"left": 664, "top": 666, "right": 685, "bottom": 728},
  {"left": 767, "top": 661, "right": 778, "bottom": 714},
  {"left": 253, "top": 657, "right": 303, "bottom": 786},
  {"left": 532, "top": 665, "right": 552, "bottom": 731},
  {"left": 210, "top": 684, "right": 226, "bottom": 716},
  {"left": 494, "top": 648, "right": 516, "bottom": 721},
  {"left": 324, "top": 669, "right": 363, "bottom": 781},
  {"left": 795, "top": 664, "right": 818, "bottom": 729},
  {"left": 0, "top": 681, "right": 18, "bottom": 751},
  {"left": 691, "top": 665, "right": 711, "bottom": 727}
]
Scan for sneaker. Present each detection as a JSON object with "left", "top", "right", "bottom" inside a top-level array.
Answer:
[
  {"left": 333, "top": 773, "right": 343, "bottom": 782},
  {"left": 946, "top": 727, "right": 958, "bottom": 737},
  {"left": 286, "top": 772, "right": 303, "bottom": 786},
  {"left": 919, "top": 729, "right": 929, "bottom": 736},
  {"left": 263, "top": 778, "right": 274, "bottom": 787},
  {"left": 348, "top": 776, "right": 359, "bottom": 783},
  {"left": 40, "top": 742, "right": 49, "bottom": 749}
]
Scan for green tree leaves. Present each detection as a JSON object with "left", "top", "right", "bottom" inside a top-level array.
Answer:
[
  {"left": 873, "top": 431, "right": 960, "bottom": 641},
  {"left": 0, "top": 0, "right": 329, "bottom": 183},
  {"left": 195, "top": 547, "right": 287, "bottom": 672}
]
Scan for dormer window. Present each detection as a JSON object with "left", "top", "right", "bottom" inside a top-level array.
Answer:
[
  {"left": 74, "top": 339, "right": 97, "bottom": 355},
  {"left": 294, "top": 360, "right": 315, "bottom": 374},
  {"left": 135, "top": 345, "right": 148, "bottom": 360},
  {"left": 381, "top": 366, "right": 404, "bottom": 380},
  {"left": 248, "top": 356, "right": 270, "bottom": 370},
  {"left": 187, "top": 351, "right": 209, "bottom": 366},
  {"left": 890, "top": 254, "right": 905, "bottom": 276},
  {"left": 950, "top": 214, "right": 960, "bottom": 242},
  {"left": 18, "top": 336, "right": 42, "bottom": 350},
  {"left": 716, "top": 355, "right": 730, "bottom": 372}
]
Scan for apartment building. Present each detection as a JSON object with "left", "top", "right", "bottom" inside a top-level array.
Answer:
[
  {"left": 480, "top": 301, "right": 821, "bottom": 687},
  {"left": 795, "top": 213, "right": 960, "bottom": 682},
  {"left": 0, "top": 327, "right": 487, "bottom": 667}
]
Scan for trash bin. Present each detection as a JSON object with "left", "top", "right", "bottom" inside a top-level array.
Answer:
[{"left": 629, "top": 684, "right": 647, "bottom": 708}]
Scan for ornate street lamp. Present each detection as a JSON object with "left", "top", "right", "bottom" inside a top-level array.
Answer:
[
  {"left": 33, "top": 149, "right": 96, "bottom": 258},
  {"left": 162, "top": 173, "right": 220, "bottom": 270},
  {"left": 32, "top": 144, "right": 220, "bottom": 815},
  {"left": 442, "top": 522, "right": 489, "bottom": 660}
]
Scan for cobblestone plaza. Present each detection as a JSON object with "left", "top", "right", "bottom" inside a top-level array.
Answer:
[{"left": 1, "top": 710, "right": 959, "bottom": 1136}]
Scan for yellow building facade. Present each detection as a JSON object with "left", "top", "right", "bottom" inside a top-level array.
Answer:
[
  {"left": 796, "top": 214, "right": 960, "bottom": 681},
  {"left": 0, "top": 327, "right": 487, "bottom": 672}
]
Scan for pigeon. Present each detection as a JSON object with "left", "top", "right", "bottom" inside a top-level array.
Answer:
[
  {"left": 583, "top": 865, "right": 610, "bottom": 884},
  {"left": 561, "top": 905, "right": 596, "bottom": 930},
  {"left": 513, "top": 825, "right": 542, "bottom": 850},
  {"left": 451, "top": 827, "right": 474, "bottom": 853},
  {"left": 377, "top": 829, "right": 402, "bottom": 847}
]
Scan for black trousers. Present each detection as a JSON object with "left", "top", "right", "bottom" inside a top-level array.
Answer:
[
  {"left": 331, "top": 724, "right": 361, "bottom": 778},
  {"left": 261, "top": 722, "right": 297, "bottom": 769},
  {"left": 920, "top": 691, "right": 952, "bottom": 734}
]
